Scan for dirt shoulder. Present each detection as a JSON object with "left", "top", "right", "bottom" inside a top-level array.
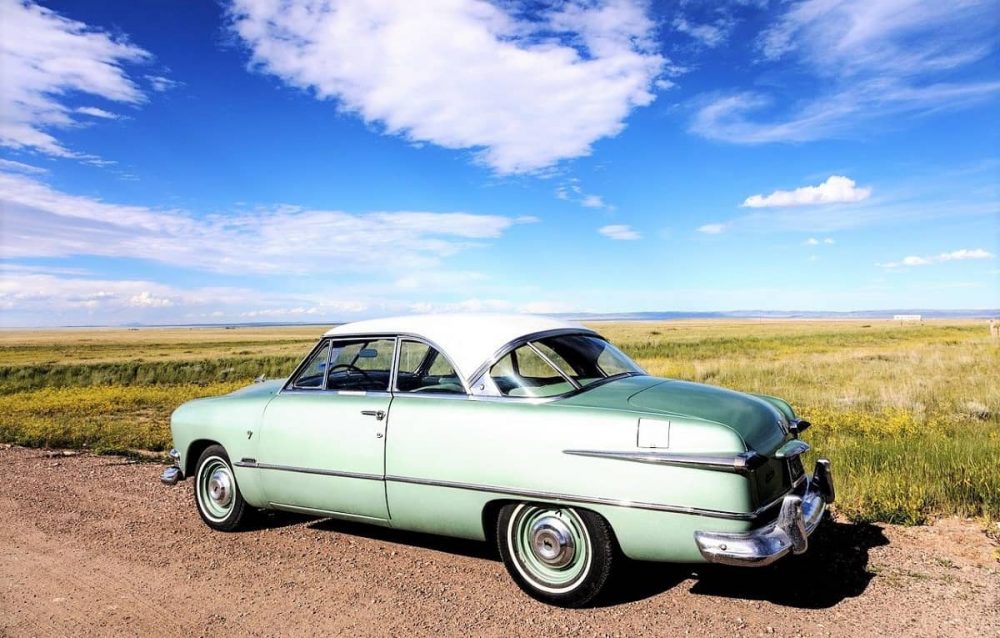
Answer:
[{"left": 1, "top": 446, "right": 997, "bottom": 637}]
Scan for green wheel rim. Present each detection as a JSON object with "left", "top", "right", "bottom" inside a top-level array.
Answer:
[
  {"left": 197, "top": 456, "right": 235, "bottom": 522},
  {"left": 508, "top": 504, "right": 592, "bottom": 594}
]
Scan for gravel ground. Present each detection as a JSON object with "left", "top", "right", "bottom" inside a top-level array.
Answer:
[{"left": 0, "top": 445, "right": 997, "bottom": 638}]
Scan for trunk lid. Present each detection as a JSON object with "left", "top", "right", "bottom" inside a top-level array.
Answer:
[{"left": 627, "top": 378, "right": 788, "bottom": 453}]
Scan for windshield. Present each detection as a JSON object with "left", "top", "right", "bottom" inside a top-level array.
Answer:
[{"left": 488, "top": 334, "right": 644, "bottom": 398}]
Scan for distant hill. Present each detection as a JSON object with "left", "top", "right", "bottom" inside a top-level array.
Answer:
[{"left": 554, "top": 309, "right": 999, "bottom": 321}]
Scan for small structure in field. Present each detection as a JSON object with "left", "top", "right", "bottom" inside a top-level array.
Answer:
[{"left": 893, "top": 314, "right": 922, "bottom": 323}]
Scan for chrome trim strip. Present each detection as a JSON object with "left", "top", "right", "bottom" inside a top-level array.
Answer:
[
  {"left": 384, "top": 474, "right": 758, "bottom": 521},
  {"left": 234, "top": 461, "right": 384, "bottom": 482},
  {"left": 562, "top": 449, "right": 767, "bottom": 474},
  {"left": 236, "top": 463, "right": 790, "bottom": 522}
]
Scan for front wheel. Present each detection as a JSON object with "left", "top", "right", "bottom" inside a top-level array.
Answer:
[
  {"left": 497, "top": 503, "right": 616, "bottom": 607},
  {"left": 194, "top": 445, "right": 251, "bottom": 532}
]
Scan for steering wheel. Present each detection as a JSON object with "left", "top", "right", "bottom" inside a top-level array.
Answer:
[{"left": 327, "top": 363, "right": 374, "bottom": 384}]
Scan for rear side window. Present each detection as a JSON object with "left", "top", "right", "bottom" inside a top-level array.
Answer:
[
  {"left": 396, "top": 340, "right": 465, "bottom": 394},
  {"left": 489, "top": 344, "right": 576, "bottom": 398},
  {"left": 487, "top": 334, "right": 643, "bottom": 398}
]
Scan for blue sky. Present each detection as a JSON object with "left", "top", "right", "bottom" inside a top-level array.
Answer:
[{"left": 0, "top": 0, "right": 997, "bottom": 326}]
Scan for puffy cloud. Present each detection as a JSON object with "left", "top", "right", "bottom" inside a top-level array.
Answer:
[
  {"left": 878, "top": 248, "right": 995, "bottom": 268},
  {"left": 228, "top": 0, "right": 665, "bottom": 174},
  {"left": 0, "top": 170, "right": 536, "bottom": 274},
  {"left": 0, "top": 0, "right": 149, "bottom": 158},
  {"left": 804, "top": 237, "right": 836, "bottom": 245},
  {"left": 696, "top": 223, "right": 727, "bottom": 234},
  {"left": 743, "top": 176, "right": 871, "bottom": 208},
  {"left": 599, "top": 224, "right": 641, "bottom": 240}
]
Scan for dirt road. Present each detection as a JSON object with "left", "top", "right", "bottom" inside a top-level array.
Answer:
[{"left": 0, "top": 446, "right": 997, "bottom": 637}]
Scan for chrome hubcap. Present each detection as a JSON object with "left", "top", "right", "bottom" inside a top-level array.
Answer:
[
  {"left": 529, "top": 516, "right": 576, "bottom": 567},
  {"left": 208, "top": 469, "right": 233, "bottom": 507}
]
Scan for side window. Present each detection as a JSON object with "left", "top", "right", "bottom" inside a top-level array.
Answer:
[
  {"left": 395, "top": 339, "right": 464, "bottom": 394},
  {"left": 291, "top": 341, "right": 331, "bottom": 389},
  {"left": 489, "top": 344, "right": 575, "bottom": 398},
  {"left": 326, "top": 338, "right": 395, "bottom": 391}
]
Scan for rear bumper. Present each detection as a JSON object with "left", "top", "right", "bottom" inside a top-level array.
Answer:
[
  {"left": 160, "top": 448, "right": 183, "bottom": 485},
  {"left": 694, "top": 459, "right": 834, "bottom": 567}
]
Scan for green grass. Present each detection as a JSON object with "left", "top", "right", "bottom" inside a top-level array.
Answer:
[{"left": 1, "top": 320, "right": 997, "bottom": 524}]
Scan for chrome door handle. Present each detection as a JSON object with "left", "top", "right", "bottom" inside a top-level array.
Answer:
[{"left": 361, "top": 410, "right": 385, "bottom": 421}]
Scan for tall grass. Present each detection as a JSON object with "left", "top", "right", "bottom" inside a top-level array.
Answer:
[{"left": 0, "top": 321, "right": 997, "bottom": 524}]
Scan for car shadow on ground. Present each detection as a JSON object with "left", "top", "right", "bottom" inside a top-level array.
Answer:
[
  {"left": 677, "top": 519, "right": 888, "bottom": 608},
  {"left": 244, "top": 512, "right": 887, "bottom": 609},
  {"left": 306, "top": 517, "right": 499, "bottom": 561},
  {"left": 601, "top": 518, "right": 888, "bottom": 608}
]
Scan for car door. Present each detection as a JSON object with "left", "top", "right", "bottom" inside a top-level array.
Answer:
[{"left": 256, "top": 337, "right": 395, "bottom": 521}]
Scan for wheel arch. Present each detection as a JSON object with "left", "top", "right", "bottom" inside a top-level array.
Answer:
[
  {"left": 185, "top": 438, "right": 221, "bottom": 476},
  {"left": 481, "top": 498, "right": 621, "bottom": 551}
]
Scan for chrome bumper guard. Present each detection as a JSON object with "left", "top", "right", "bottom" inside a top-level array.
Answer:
[
  {"left": 160, "top": 449, "right": 183, "bottom": 485},
  {"left": 694, "top": 459, "right": 834, "bottom": 567}
]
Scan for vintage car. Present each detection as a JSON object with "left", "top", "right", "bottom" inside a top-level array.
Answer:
[{"left": 162, "top": 314, "right": 833, "bottom": 607}]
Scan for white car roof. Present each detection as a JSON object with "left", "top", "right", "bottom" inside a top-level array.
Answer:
[{"left": 323, "top": 313, "right": 595, "bottom": 379}]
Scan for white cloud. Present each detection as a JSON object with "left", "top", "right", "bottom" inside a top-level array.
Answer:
[
  {"left": 145, "top": 75, "right": 179, "bottom": 92},
  {"left": 0, "top": 0, "right": 149, "bottom": 158},
  {"left": 0, "top": 158, "right": 47, "bottom": 174},
  {"left": 128, "top": 291, "right": 172, "bottom": 307},
  {"left": 878, "top": 248, "right": 995, "bottom": 268},
  {"left": 803, "top": 237, "right": 836, "bottom": 246},
  {"left": 691, "top": 0, "right": 1000, "bottom": 143},
  {"left": 76, "top": 106, "right": 120, "bottom": 119},
  {"left": 672, "top": 15, "right": 733, "bottom": 48},
  {"left": 599, "top": 224, "right": 641, "bottom": 240},
  {"left": 0, "top": 170, "right": 537, "bottom": 274},
  {"left": 228, "top": 0, "right": 665, "bottom": 174},
  {"left": 743, "top": 176, "right": 871, "bottom": 208},
  {"left": 697, "top": 223, "right": 727, "bottom": 234},
  {"left": 393, "top": 271, "right": 488, "bottom": 291},
  {"left": 556, "top": 179, "right": 613, "bottom": 210}
]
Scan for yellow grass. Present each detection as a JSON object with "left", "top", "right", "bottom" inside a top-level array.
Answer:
[{"left": 1, "top": 319, "right": 997, "bottom": 524}]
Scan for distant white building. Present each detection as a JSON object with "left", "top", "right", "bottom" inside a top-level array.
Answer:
[{"left": 893, "top": 314, "right": 922, "bottom": 322}]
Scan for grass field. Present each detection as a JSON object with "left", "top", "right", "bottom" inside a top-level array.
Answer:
[{"left": 1, "top": 320, "right": 997, "bottom": 525}]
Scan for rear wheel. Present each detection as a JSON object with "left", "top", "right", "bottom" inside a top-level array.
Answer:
[
  {"left": 194, "top": 445, "right": 251, "bottom": 532},
  {"left": 497, "top": 503, "right": 616, "bottom": 607}
]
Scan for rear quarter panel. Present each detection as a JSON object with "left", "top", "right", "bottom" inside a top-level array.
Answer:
[{"left": 384, "top": 396, "right": 754, "bottom": 561}]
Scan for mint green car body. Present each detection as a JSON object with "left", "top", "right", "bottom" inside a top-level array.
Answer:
[{"left": 166, "top": 315, "right": 833, "bottom": 573}]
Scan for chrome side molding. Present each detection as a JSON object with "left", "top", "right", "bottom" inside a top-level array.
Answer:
[{"left": 563, "top": 449, "right": 768, "bottom": 474}]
